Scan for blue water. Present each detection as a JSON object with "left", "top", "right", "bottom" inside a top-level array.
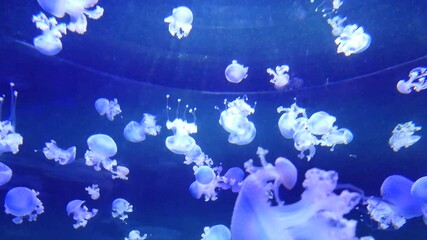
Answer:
[{"left": 1, "top": 0, "right": 427, "bottom": 239}]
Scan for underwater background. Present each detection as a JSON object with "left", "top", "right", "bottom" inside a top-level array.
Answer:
[{"left": 1, "top": 0, "right": 427, "bottom": 239}]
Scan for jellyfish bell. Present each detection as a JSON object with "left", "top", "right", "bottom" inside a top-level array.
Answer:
[
  {"left": 396, "top": 80, "right": 412, "bottom": 94},
  {"left": 33, "top": 33, "right": 62, "bottom": 56},
  {"left": 164, "top": 6, "right": 193, "bottom": 39},
  {"left": 87, "top": 134, "right": 117, "bottom": 157},
  {"left": 307, "top": 111, "right": 336, "bottom": 135},
  {"left": 274, "top": 157, "right": 297, "bottom": 190},
  {"left": 201, "top": 224, "right": 231, "bottom": 240},
  {"left": 195, "top": 166, "right": 216, "bottom": 185},
  {"left": 112, "top": 198, "right": 133, "bottom": 222},
  {"left": 66, "top": 199, "right": 98, "bottom": 229},
  {"left": 411, "top": 176, "right": 427, "bottom": 204},
  {"left": 0, "top": 162, "right": 12, "bottom": 186},
  {"left": 4, "top": 187, "right": 44, "bottom": 224},
  {"left": 124, "top": 121, "right": 146, "bottom": 142},
  {"left": 37, "top": 0, "right": 67, "bottom": 18},
  {"left": 94, "top": 98, "right": 110, "bottom": 116},
  {"left": 225, "top": 60, "right": 248, "bottom": 83},
  {"left": 165, "top": 135, "right": 196, "bottom": 155}
]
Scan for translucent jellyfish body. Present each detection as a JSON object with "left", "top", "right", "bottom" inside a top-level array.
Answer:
[
  {"left": 307, "top": 111, "right": 336, "bottom": 135},
  {"left": 0, "top": 162, "right": 12, "bottom": 186},
  {"left": 201, "top": 224, "right": 231, "bottom": 240},
  {"left": 165, "top": 118, "right": 198, "bottom": 154},
  {"left": 335, "top": 24, "right": 371, "bottom": 56},
  {"left": 0, "top": 83, "right": 23, "bottom": 155},
  {"left": 4, "top": 187, "right": 44, "bottom": 224},
  {"left": 32, "top": 12, "right": 67, "bottom": 56},
  {"left": 124, "top": 113, "right": 161, "bottom": 142},
  {"left": 396, "top": 67, "right": 427, "bottom": 94},
  {"left": 66, "top": 199, "right": 98, "bottom": 229},
  {"left": 95, "top": 98, "right": 122, "bottom": 121},
  {"left": 125, "top": 230, "right": 148, "bottom": 240},
  {"left": 85, "top": 184, "right": 100, "bottom": 200},
  {"left": 112, "top": 166, "right": 130, "bottom": 180},
  {"left": 43, "top": 140, "right": 76, "bottom": 165},
  {"left": 389, "top": 121, "right": 421, "bottom": 152},
  {"left": 319, "top": 127, "right": 353, "bottom": 151},
  {"left": 266, "top": 65, "right": 290, "bottom": 89},
  {"left": 277, "top": 103, "right": 307, "bottom": 139},
  {"left": 219, "top": 97, "right": 256, "bottom": 145},
  {"left": 225, "top": 60, "right": 248, "bottom": 84},
  {"left": 164, "top": 6, "right": 193, "bottom": 39},
  {"left": 85, "top": 134, "right": 118, "bottom": 171},
  {"left": 112, "top": 198, "right": 133, "bottom": 222},
  {"left": 36, "top": 0, "right": 104, "bottom": 34}
]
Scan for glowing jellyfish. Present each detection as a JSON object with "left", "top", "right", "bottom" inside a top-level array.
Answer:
[
  {"left": 225, "top": 60, "right": 248, "bottom": 84},
  {"left": 0, "top": 162, "right": 12, "bottom": 186},
  {"left": 266, "top": 65, "right": 290, "bottom": 89},
  {"left": 124, "top": 113, "right": 161, "bottom": 142},
  {"left": 319, "top": 127, "right": 353, "bottom": 151},
  {"left": 111, "top": 166, "right": 130, "bottom": 180},
  {"left": 389, "top": 121, "right": 421, "bottom": 152},
  {"left": 396, "top": 67, "right": 427, "bottom": 94},
  {"left": 366, "top": 197, "right": 406, "bottom": 230},
  {"left": 4, "top": 187, "right": 44, "bottom": 224},
  {"left": 112, "top": 198, "right": 133, "bottom": 223},
  {"left": 66, "top": 199, "right": 98, "bottom": 229},
  {"left": 85, "top": 184, "right": 100, "bottom": 200},
  {"left": 164, "top": 6, "right": 193, "bottom": 39},
  {"left": 293, "top": 129, "right": 318, "bottom": 161},
  {"left": 36, "top": 0, "right": 104, "bottom": 34},
  {"left": 307, "top": 111, "right": 336, "bottom": 135},
  {"left": 277, "top": 103, "right": 307, "bottom": 139},
  {"left": 125, "top": 230, "right": 148, "bottom": 240},
  {"left": 95, "top": 98, "right": 122, "bottom": 121},
  {"left": 42, "top": 140, "right": 76, "bottom": 165},
  {"left": 412, "top": 176, "right": 427, "bottom": 204},
  {"left": 195, "top": 166, "right": 216, "bottom": 184},
  {"left": 201, "top": 224, "right": 231, "bottom": 240},
  {"left": 220, "top": 167, "right": 245, "bottom": 193},
  {"left": 85, "top": 134, "right": 118, "bottom": 171},
  {"left": 327, "top": 16, "right": 347, "bottom": 36},
  {"left": 0, "top": 83, "right": 23, "bottom": 155},
  {"left": 32, "top": 12, "right": 67, "bottom": 56},
  {"left": 335, "top": 24, "right": 371, "bottom": 56}
]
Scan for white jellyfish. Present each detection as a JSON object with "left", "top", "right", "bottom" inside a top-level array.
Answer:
[
  {"left": 42, "top": 140, "right": 76, "bottom": 165},
  {"left": 389, "top": 121, "right": 421, "bottom": 152},
  {"left": 4, "top": 187, "right": 44, "bottom": 224},
  {"left": 293, "top": 129, "right": 318, "bottom": 161},
  {"left": 195, "top": 166, "right": 216, "bottom": 185},
  {"left": 277, "top": 103, "right": 307, "bottom": 139},
  {"left": 95, "top": 98, "right": 122, "bottom": 121},
  {"left": 307, "top": 111, "right": 336, "bottom": 135},
  {"left": 66, "top": 199, "right": 98, "bottom": 229},
  {"left": 111, "top": 166, "right": 130, "bottom": 180},
  {"left": 0, "top": 83, "right": 23, "bottom": 155},
  {"left": 0, "top": 162, "right": 12, "bottom": 186},
  {"left": 112, "top": 198, "right": 133, "bottom": 223},
  {"left": 36, "top": 0, "right": 104, "bottom": 34},
  {"left": 266, "top": 65, "right": 290, "bottom": 89},
  {"left": 164, "top": 6, "right": 193, "bottom": 39},
  {"left": 335, "top": 24, "right": 371, "bottom": 56},
  {"left": 327, "top": 16, "right": 347, "bottom": 36},
  {"left": 201, "top": 224, "right": 231, "bottom": 240},
  {"left": 85, "top": 184, "right": 100, "bottom": 200},
  {"left": 396, "top": 67, "right": 427, "bottom": 94},
  {"left": 125, "top": 230, "right": 148, "bottom": 240},
  {"left": 32, "top": 12, "right": 67, "bottom": 56},
  {"left": 319, "top": 127, "right": 353, "bottom": 151},
  {"left": 84, "top": 134, "right": 118, "bottom": 171},
  {"left": 124, "top": 113, "right": 161, "bottom": 142},
  {"left": 225, "top": 60, "right": 248, "bottom": 84}
]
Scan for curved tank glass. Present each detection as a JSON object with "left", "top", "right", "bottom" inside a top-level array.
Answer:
[{"left": 0, "top": 0, "right": 427, "bottom": 239}]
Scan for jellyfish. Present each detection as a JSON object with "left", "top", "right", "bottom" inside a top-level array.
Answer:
[
  {"left": 327, "top": 16, "right": 347, "bottom": 36},
  {"left": 165, "top": 120, "right": 197, "bottom": 154},
  {"left": 396, "top": 67, "right": 427, "bottom": 94},
  {"left": 0, "top": 162, "right": 12, "bottom": 186},
  {"left": 195, "top": 166, "right": 216, "bottom": 185},
  {"left": 307, "top": 111, "right": 336, "bottom": 135},
  {"left": 293, "top": 129, "right": 318, "bottom": 161},
  {"left": 164, "top": 6, "right": 193, "bottom": 39},
  {"left": 95, "top": 98, "right": 122, "bottom": 121},
  {"left": 231, "top": 148, "right": 365, "bottom": 240},
  {"left": 66, "top": 199, "right": 98, "bottom": 229},
  {"left": 4, "top": 187, "right": 44, "bottom": 224},
  {"left": 319, "top": 127, "right": 353, "bottom": 151},
  {"left": 124, "top": 113, "right": 161, "bottom": 142},
  {"left": 411, "top": 176, "right": 427, "bottom": 223},
  {"left": 219, "top": 167, "right": 245, "bottom": 193},
  {"left": 111, "top": 165, "right": 130, "bottom": 180},
  {"left": 277, "top": 103, "right": 307, "bottom": 139},
  {"left": 266, "top": 65, "right": 290, "bottom": 89},
  {"left": 42, "top": 140, "right": 76, "bottom": 165},
  {"left": 335, "top": 24, "right": 371, "bottom": 56},
  {"left": 125, "top": 230, "right": 148, "bottom": 240},
  {"left": 36, "top": 0, "right": 104, "bottom": 34},
  {"left": 365, "top": 197, "right": 407, "bottom": 230},
  {"left": 201, "top": 224, "right": 231, "bottom": 240},
  {"left": 225, "top": 60, "right": 248, "bottom": 84},
  {"left": 84, "top": 134, "right": 118, "bottom": 171},
  {"left": 0, "top": 83, "right": 23, "bottom": 155},
  {"left": 85, "top": 184, "right": 100, "bottom": 200},
  {"left": 388, "top": 121, "right": 421, "bottom": 152},
  {"left": 112, "top": 198, "right": 133, "bottom": 223},
  {"left": 32, "top": 12, "right": 67, "bottom": 56}
]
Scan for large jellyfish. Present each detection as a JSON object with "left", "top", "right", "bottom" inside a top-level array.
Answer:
[
  {"left": 411, "top": 176, "right": 427, "bottom": 223},
  {"left": 66, "top": 199, "right": 98, "bottom": 229},
  {"left": 396, "top": 67, "right": 427, "bottom": 94},
  {"left": 0, "top": 162, "right": 12, "bottom": 186},
  {"left": 32, "top": 12, "right": 67, "bottom": 56},
  {"left": 231, "top": 147, "right": 370, "bottom": 240},
  {"left": 42, "top": 140, "right": 76, "bottom": 165},
  {"left": 219, "top": 97, "right": 256, "bottom": 145},
  {"left": 112, "top": 198, "right": 133, "bottom": 223},
  {"left": 36, "top": 0, "right": 104, "bottom": 34},
  {"left": 335, "top": 24, "right": 371, "bottom": 56},
  {"left": 164, "top": 6, "right": 193, "bottom": 39},
  {"left": 0, "top": 83, "right": 23, "bottom": 155},
  {"left": 388, "top": 121, "right": 421, "bottom": 152},
  {"left": 225, "top": 60, "right": 248, "bottom": 84},
  {"left": 124, "top": 113, "right": 161, "bottom": 142},
  {"left": 266, "top": 65, "right": 290, "bottom": 89},
  {"left": 4, "top": 187, "right": 44, "bottom": 224},
  {"left": 125, "top": 230, "right": 148, "bottom": 240},
  {"left": 201, "top": 224, "right": 231, "bottom": 240},
  {"left": 95, "top": 98, "right": 122, "bottom": 121},
  {"left": 85, "top": 184, "right": 100, "bottom": 200},
  {"left": 85, "top": 134, "right": 118, "bottom": 171}
]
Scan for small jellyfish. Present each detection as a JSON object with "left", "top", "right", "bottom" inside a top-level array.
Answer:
[
  {"left": 0, "top": 83, "right": 23, "bottom": 155},
  {"left": 0, "top": 162, "right": 12, "bottom": 186},
  {"left": 85, "top": 184, "right": 100, "bottom": 200},
  {"left": 124, "top": 113, "right": 161, "bottom": 142},
  {"left": 111, "top": 166, "right": 130, "bottom": 180},
  {"left": 225, "top": 60, "right": 248, "bottom": 84},
  {"left": 277, "top": 103, "right": 307, "bottom": 139},
  {"left": 32, "top": 12, "right": 67, "bottom": 56},
  {"left": 42, "top": 140, "right": 76, "bottom": 165},
  {"left": 125, "top": 230, "right": 148, "bottom": 240},
  {"left": 219, "top": 167, "right": 245, "bottom": 193},
  {"left": 4, "top": 187, "right": 44, "bottom": 224},
  {"left": 307, "top": 111, "right": 336, "bottom": 135},
  {"left": 164, "top": 6, "right": 193, "bottom": 39},
  {"left": 85, "top": 134, "right": 118, "bottom": 171},
  {"left": 266, "top": 65, "right": 290, "bottom": 89},
  {"left": 396, "top": 67, "right": 427, "bottom": 94},
  {"left": 195, "top": 166, "right": 216, "bottom": 185},
  {"left": 335, "top": 24, "right": 371, "bottom": 56},
  {"left": 95, "top": 98, "right": 122, "bottom": 121},
  {"left": 389, "top": 121, "right": 421, "bottom": 152},
  {"left": 165, "top": 118, "right": 198, "bottom": 154},
  {"left": 293, "top": 129, "right": 317, "bottom": 161},
  {"left": 66, "top": 199, "right": 98, "bottom": 229},
  {"left": 112, "top": 198, "right": 133, "bottom": 223},
  {"left": 201, "top": 224, "right": 231, "bottom": 240},
  {"left": 319, "top": 127, "right": 353, "bottom": 151}
]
